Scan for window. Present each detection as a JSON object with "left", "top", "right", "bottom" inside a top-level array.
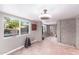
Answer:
[
  {"left": 4, "top": 16, "right": 30, "bottom": 37},
  {"left": 4, "top": 16, "right": 19, "bottom": 37},
  {"left": 21, "top": 19, "right": 30, "bottom": 34}
]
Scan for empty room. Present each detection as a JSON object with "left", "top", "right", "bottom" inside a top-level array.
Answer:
[{"left": 0, "top": 4, "right": 79, "bottom": 55}]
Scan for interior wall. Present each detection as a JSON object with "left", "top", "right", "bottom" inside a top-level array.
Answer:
[
  {"left": 0, "top": 13, "right": 5, "bottom": 54},
  {"left": 57, "top": 20, "right": 61, "bottom": 42},
  {"left": 0, "top": 12, "right": 42, "bottom": 54},
  {"left": 76, "top": 17, "right": 79, "bottom": 48},
  {"left": 3, "top": 35, "right": 27, "bottom": 54},
  {"left": 31, "top": 21, "right": 42, "bottom": 42},
  {"left": 0, "top": 12, "right": 29, "bottom": 54}
]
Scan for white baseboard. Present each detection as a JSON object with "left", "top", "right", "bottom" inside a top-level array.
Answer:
[
  {"left": 3, "top": 40, "right": 41, "bottom": 55},
  {"left": 3, "top": 45, "right": 24, "bottom": 55}
]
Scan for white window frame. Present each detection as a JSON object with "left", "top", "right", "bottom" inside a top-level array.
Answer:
[{"left": 4, "top": 14, "right": 31, "bottom": 38}]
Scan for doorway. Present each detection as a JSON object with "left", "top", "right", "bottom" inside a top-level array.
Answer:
[{"left": 42, "top": 24, "right": 57, "bottom": 39}]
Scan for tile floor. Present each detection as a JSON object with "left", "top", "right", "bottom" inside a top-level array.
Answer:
[{"left": 10, "top": 37, "right": 79, "bottom": 55}]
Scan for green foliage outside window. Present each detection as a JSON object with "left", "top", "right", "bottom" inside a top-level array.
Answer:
[
  {"left": 4, "top": 16, "right": 30, "bottom": 37},
  {"left": 4, "top": 17, "right": 19, "bottom": 29}
]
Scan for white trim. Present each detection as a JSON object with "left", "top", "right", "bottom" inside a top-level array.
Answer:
[
  {"left": 31, "top": 40, "right": 38, "bottom": 43},
  {"left": 3, "top": 40, "right": 42, "bottom": 55},
  {"left": 3, "top": 45, "right": 24, "bottom": 55}
]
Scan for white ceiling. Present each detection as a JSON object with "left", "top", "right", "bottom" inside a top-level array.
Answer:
[{"left": 0, "top": 4, "right": 79, "bottom": 24}]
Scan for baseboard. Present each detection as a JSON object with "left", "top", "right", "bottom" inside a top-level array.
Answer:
[
  {"left": 3, "top": 45, "right": 24, "bottom": 55},
  {"left": 31, "top": 40, "right": 38, "bottom": 43},
  {"left": 3, "top": 40, "right": 41, "bottom": 55}
]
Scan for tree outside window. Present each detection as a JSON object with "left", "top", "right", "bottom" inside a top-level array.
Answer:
[
  {"left": 4, "top": 17, "right": 19, "bottom": 37},
  {"left": 4, "top": 16, "right": 30, "bottom": 37}
]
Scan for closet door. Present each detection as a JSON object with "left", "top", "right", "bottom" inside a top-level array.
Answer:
[{"left": 61, "top": 19, "right": 76, "bottom": 46}]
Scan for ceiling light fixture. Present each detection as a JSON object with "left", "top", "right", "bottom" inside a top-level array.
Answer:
[{"left": 39, "top": 9, "right": 51, "bottom": 20}]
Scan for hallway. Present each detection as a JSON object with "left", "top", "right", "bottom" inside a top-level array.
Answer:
[{"left": 10, "top": 37, "right": 79, "bottom": 55}]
